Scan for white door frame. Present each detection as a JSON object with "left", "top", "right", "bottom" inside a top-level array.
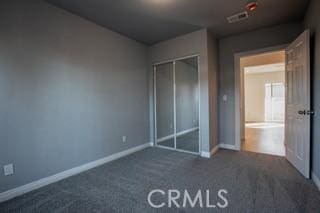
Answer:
[
  {"left": 153, "top": 54, "right": 201, "bottom": 155},
  {"left": 234, "top": 44, "right": 288, "bottom": 150}
]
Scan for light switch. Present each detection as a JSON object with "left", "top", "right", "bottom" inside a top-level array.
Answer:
[
  {"left": 4, "top": 164, "right": 14, "bottom": 176},
  {"left": 223, "top": 95, "right": 228, "bottom": 102},
  {"left": 122, "top": 136, "right": 127, "bottom": 143}
]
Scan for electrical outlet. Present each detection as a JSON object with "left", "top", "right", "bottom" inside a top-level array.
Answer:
[
  {"left": 4, "top": 164, "right": 14, "bottom": 176},
  {"left": 122, "top": 136, "right": 127, "bottom": 143}
]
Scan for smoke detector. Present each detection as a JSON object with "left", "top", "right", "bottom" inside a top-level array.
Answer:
[
  {"left": 227, "top": 11, "right": 249, "bottom": 24},
  {"left": 246, "top": 0, "right": 258, "bottom": 11}
]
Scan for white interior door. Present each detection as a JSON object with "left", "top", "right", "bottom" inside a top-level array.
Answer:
[{"left": 285, "top": 30, "right": 311, "bottom": 178}]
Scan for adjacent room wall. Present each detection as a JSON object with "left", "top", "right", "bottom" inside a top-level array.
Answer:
[
  {"left": 0, "top": 0, "right": 148, "bottom": 193},
  {"left": 241, "top": 51, "right": 286, "bottom": 123},
  {"left": 148, "top": 29, "right": 219, "bottom": 153},
  {"left": 304, "top": 0, "right": 320, "bottom": 181},
  {"left": 218, "top": 22, "right": 303, "bottom": 146},
  {"left": 245, "top": 71, "right": 285, "bottom": 122}
]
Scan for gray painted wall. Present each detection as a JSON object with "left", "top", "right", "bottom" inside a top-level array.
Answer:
[
  {"left": 149, "top": 29, "right": 219, "bottom": 153},
  {"left": 218, "top": 22, "right": 303, "bottom": 145},
  {"left": 207, "top": 32, "right": 219, "bottom": 150},
  {"left": 0, "top": 0, "right": 148, "bottom": 193},
  {"left": 304, "top": 0, "right": 320, "bottom": 179}
]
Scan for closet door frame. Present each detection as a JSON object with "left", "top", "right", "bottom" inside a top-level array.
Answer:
[{"left": 153, "top": 54, "right": 201, "bottom": 155}]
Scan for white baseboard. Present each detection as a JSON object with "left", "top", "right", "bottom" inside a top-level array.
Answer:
[
  {"left": 201, "top": 143, "right": 238, "bottom": 158},
  {"left": 219, "top": 143, "right": 238, "bottom": 150},
  {"left": 312, "top": 171, "right": 320, "bottom": 191},
  {"left": 200, "top": 144, "right": 219, "bottom": 158},
  {"left": 200, "top": 151, "right": 211, "bottom": 158},
  {"left": 0, "top": 142, "right": 153, "bottom": 203}
]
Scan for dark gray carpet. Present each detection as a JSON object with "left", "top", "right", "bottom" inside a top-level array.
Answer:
[
  {"left": 158, "top": 130, "right": 199, "bottom": 153},
  {"left": 1, "top": 148, "right": 320, "bottom": 212}
]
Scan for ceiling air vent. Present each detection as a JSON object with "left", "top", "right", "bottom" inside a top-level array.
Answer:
[{"left": 227, "top": 11, "right": 249, "bottom": 23}]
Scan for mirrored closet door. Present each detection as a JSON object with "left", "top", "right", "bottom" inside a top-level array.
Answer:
[
  {"left": 154, "top": 56, "right": 200, "bottom": 154},
  {"left": 155, "top": 62, "right": 175, "bottom": 149}
]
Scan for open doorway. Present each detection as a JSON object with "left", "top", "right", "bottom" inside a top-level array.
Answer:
[
  {"left": 240, "top": 50, "right": 286, "bottom": 156},
  {"left": 234, "top": 31, "right": 311, "bottom": 178}
]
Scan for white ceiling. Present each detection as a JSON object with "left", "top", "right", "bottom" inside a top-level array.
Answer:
[{"left": 245, "top": 63, "right": 285, "bottom": 74}]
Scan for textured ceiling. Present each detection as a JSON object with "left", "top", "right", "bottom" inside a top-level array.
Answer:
[{"left": 47, "top": 0, "right": 309, "bottom": 45}]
